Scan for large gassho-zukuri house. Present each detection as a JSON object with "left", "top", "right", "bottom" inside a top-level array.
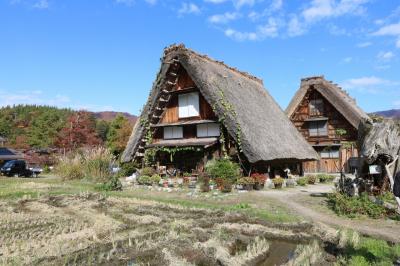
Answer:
[
  {"left": 286, "top": 76, "right": 370, "bottom": 174},
  {"left": 122, "top": 44, "right": 318, "bottom": 175}
]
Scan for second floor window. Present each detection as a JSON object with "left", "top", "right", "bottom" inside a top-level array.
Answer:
[
  {"left": 309, "top": 99, "right": 324, "bottom": 116},
  {"left": 309, "top": 121, "right": 328, "bottom": 137},
  {"left": 164, "top": 126, "right": 183, "bottom": 139},
  {"left": 179, "top": 92, "right": 199, "bottom": 118},
  {"left": 197, "top": 123, "right": 220, "bottom": 138}
]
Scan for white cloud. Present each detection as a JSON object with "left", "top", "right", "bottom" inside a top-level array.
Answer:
[
  {"left": 208, "top": 12, "right": 240, "bottom": 24},
  {"left": 377, "top": 51, "right": 395, "bottom": 61},
  {"left": 225, "top": 17, "right": 280, "bottom": 41},
  {"left": 270, "top": 0, "right": 283, "bottom": 11},
  {"left": 342, "top": 57, "right": 352, "bottom": 63},
  {"left": 233, "top": 0, "right": 255, "bottom": 9},
  {"left": 287, "top": 15, "right": 306, "bottom": 37},
  {"left": 341, "top": 76, "right": 397, "bottom": 93},
  {"left": 372, "top": 22, "right": 400, "bottom": 49},
  {"left": 373, "top": 22, "right": 400, "bottom": 36},
  {"left": 356, "top": 41, "right": 372, "bottom": 48},
  {"left": 0, "top": 90, "right": 70, "bottom": 107},
  {"left": 33, "top": 0, "right": 48, "bottom": 9},
  {"left": 394, "top": 100, "right": 400, "bottom": 108},
  {"left": 302, "top": 0, "right": 369, "bottom": 23},
  {"left": 178, "top": 2, "right": 201, "bottom": 16}
]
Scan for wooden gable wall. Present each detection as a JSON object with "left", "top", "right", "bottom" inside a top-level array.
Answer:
[
  {"left": 290, "top": 88, "right": 358, "bottom": 145},
  {"left": 159, "top": 67, "right": 216, "bottom": 124}
]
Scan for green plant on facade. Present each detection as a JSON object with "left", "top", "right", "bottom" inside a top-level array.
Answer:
[{"left": 213, "top": 89, "right": 243, "bottom": 155}]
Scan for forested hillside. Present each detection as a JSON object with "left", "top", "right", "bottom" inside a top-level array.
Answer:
[{"left": 0, "top": 105, "right": 135, "bottom": 156}]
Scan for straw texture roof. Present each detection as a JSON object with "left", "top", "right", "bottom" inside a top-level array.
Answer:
[
  {"left": 122, "top": 44, "right": 318, "bottom": 163},
  {"left": 286, "top": 76, "right": 369, "bottom": 129}
]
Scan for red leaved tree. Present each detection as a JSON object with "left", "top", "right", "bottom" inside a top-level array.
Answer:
[{"left": 56, "top": 111, "right": 101, "bottom": 151}]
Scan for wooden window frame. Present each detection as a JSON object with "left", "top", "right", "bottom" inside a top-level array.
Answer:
[
  {"left": 309, "top": 121, "right": 328, "bottom": 137},
  {"left": 309, "top": 99, "right": 324, "bottom": 116},
  {"left": 163, "top": 126, "right": 183, "bottom": 140},
  {"left": 196, "top": 123, "right": 220, "bottom": 138},
  {"left": 178, "top": 92, "right": 200, "bottom": 119}
]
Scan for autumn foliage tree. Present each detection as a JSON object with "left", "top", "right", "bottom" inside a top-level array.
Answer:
[
  {"left": 107, "top": 115, "right": 132, "bottom": 156},
  {"left": 56, "top": 111, "right": 101, "bottom": 151}
]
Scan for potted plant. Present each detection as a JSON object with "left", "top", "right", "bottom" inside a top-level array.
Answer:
[
  {"left": 272, "top": 177, "right": 284, "bottom": 189},
  {"left": 205, "top": 159, "right": 241, "bottom": 192},
  {"left": 209, "top": 180, "right": 217, "bottom": 190},
  {"left": 251, "top": 173, "right": 267, "bottom": 190},
  {"left": 200, "top": 175, "right": 210, "bottom": 193},
  {"left": 237, "top": 177, "right": 255, "bottom": 190},
  {"left": 221, "top": 179, "right": 233, "bottom": 193},
  {"left": 307, "top": 175, "right": 317, "bottom": 185},
  {"left": 286, "top": 178, "right": 296, "bottom": 188}
]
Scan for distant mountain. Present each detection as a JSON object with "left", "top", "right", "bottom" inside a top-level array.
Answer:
[
  {"left": 93, "top": 111, "right": 137, "bottom": 124},
  {"left": 374, "top": 109, "right": 400, "bottom": 119}
]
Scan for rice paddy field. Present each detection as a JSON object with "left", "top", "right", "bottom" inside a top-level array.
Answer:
[{"left": 0, "top": 176, "right": 398, "bottom": 266}]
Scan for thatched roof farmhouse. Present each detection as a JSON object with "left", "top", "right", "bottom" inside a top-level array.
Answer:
[
  {"left": 286, "top": 76, "right": 369, "bottom": 173},
  {"left": 122, "top": 44, "right": 317, "bottom": 173}
]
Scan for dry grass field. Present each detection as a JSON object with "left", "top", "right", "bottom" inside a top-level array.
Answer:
[
  {"left": 0, "top": 176, "right": 333, "bottom": 266},
  {"left": 1, "top": 176, "right": 399, "bottom": 266}
]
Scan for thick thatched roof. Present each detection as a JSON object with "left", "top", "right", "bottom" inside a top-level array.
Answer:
[
  {"left": 286, "top": 76, "right": 369, "bottom": 129},
  {"left": 122, "top": 44, "right": 318, "bottom": 163}
]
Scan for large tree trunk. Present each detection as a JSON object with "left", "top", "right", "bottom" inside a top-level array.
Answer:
[{"left": 358, "top": 119, "right": 400, "bottom": 211}]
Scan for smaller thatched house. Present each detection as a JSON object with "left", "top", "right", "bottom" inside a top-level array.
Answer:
[
  {"left": 286, "top": 76, "right": 370, "bottom": 173},
  {"left": 122, "top": 44, "right": 318, "bottom": 175}
]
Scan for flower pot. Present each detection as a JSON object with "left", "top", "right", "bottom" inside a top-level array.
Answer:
[
  {"left": 244, "top": 184, "right": 253, "bottom": 191},
  {"left": 236, "top": 184, "right": 244, "bottom": 190},
  {"left": 274, "top": 183, "right": 283, "bottom": 189},
  {"left": 253, "top": 183, "right": 263, "bottom": 190}
]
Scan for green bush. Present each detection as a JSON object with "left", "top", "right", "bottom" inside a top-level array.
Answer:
[
  {"left": 151, "top": 174, "right": 161, "bottom": 184},
  {"left": 43, "top": 165, "right": 51, "bottom": 174},
  {"left": 205, "top": 159, "right": 240, "bottom": 181},
  {"left": 307, "top": 175, "right": 317, "bottom": 185},
  {"left": 141, "top": 167, "right": 155, "bottom": 177},
  {"left": 119, "top": 162, "right": 138, "bottom": 177},
  {"left": 96, "top": 176, "right": 122, "bottom": 191},
  {"left": 317, "top": 174, "right": 335, "bottom": 183},
  {"left": 137, "top": 175, "right": 152, "bottom": 185},
  {"left": 328, "top": 193, "right": 387, "bottom": 219},
  {"left": 297, "top": 177, "right": 308, "bottom": 186}
]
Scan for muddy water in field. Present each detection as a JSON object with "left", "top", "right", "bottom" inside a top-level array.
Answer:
[
  {"left": 260, "top": 241, "right": 297, "bottom": 266},
  {"left": 0, "top": 194, "right": 326, "bottom": 266}
]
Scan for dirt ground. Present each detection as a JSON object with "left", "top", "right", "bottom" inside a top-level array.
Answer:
[
  {"left": 258, "top": 184, "right": 400, "bottom": 243},
  {"left": 0, "top": 193, "right": 330, "bottom": 266}
]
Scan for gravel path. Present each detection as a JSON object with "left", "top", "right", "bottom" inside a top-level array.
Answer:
[{"left": 258, "top": 184, "right": 400, "bottom": 243}]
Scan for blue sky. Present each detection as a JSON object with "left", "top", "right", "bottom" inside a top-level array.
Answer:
[{"left": 0, "top": 0, "right": 399, "bottom": 115}]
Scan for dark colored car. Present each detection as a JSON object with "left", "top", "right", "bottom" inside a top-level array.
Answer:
[{"left": 0, "top": 160, "right": 33, "bottom": 177}]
